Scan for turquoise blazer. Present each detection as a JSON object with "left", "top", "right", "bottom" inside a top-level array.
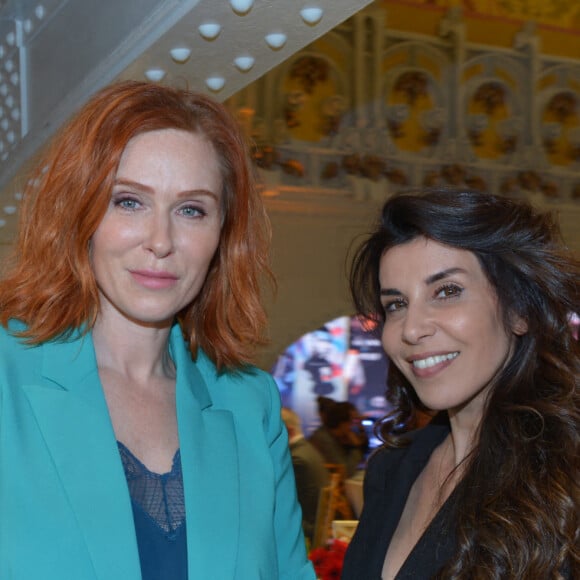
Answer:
[{"left": 0, "top": 322, "right": 315, "bottom": 579}]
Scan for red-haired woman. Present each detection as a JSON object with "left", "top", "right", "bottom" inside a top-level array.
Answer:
[{"left": 0, "top": 81, "right": 315, "bottom": 580}]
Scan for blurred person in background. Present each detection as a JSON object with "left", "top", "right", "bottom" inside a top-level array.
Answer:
[
  {"left": 282, "top": 407, "right": 330, "bottom": 544},
  {"left": 309, "top": 400, "right": 368, "bottom": 477}
]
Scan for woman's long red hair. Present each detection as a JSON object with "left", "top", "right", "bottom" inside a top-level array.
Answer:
[{"left": 0, "top": 81, "right": 273, "bottom": 369}]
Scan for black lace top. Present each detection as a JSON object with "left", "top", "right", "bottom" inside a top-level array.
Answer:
[{"left": 117, "top": 441, "right": 188, "bottom": 580}]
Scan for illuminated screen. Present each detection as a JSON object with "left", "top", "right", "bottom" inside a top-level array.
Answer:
[{"left": 270, "top": 314, "right": 390, "bottom": 438}]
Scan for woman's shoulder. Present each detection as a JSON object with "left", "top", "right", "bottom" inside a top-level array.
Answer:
[
  {"left": 0, "top": 322, "right": 46, "bottom": 394},
  {"left": 0, "top": 319, "right": 27, "bottom": 338},
  {"left": 196, "top": 349, "right": 274, "bottom": 386},
  {"left": 308, "top": 425, "right": 331, "bottom": 442},
  {"left": 191, "top": 352, "right": 285, "bottom": 439},
  {"left": 366, "top": 420, "right": 450, "bottom": 473},
  {"left": 0, "top": 320, "right": 36, "bottom": 357},
  {"left": 194, "top": 349, "right": 278, "bottom": 405}
]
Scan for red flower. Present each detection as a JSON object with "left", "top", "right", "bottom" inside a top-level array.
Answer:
[
  {"left": 309, "top": 547, "right": 330, "bottom": 570},
  {"left": 309, "top": 540, "right": 349, "bottom": 580}
]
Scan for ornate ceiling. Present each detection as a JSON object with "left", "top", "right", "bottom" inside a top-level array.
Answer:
[{"left": 0, "top": 0, "right": 373, "bottom": 230}]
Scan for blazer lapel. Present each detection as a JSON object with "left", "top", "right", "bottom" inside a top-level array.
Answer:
[
  {"left": 22, "top": 333, "right": 141, "bottom": 580},
  {"left": 368, "top": 425, "right": 451, "bottom": 578},
  {"left": 171, "top": 329, "right": 240, "bottom": 579}
]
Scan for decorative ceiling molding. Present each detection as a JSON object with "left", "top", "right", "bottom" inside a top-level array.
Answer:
[{"left": 0, "top": 0, "right": 374, "bottom": 195}]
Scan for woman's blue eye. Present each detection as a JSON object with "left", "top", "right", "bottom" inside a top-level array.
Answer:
[
  {"left": 114, "top": 197, "right": 140, "bottom": 210},
  {"left": 180, "top": 206, "right": 205, "bottom": 218}
]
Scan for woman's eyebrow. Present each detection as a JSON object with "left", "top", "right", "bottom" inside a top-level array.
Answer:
[
  {"left": 380, "top": 288, "right": 401, "bottom": 297},
  {"left": 113, "top": 178, "right": 219, "bottom": 202},
  {"left": 175, "top": 189, "right": 220, "bottom": 202},
  {"left": 112, "top": 178, "right": 152, "bottom": 193},
  {"left": 424, "top": 267, "right": 465, "bottom": 285},
  {"left": 380, "top": 267, "right": 467, "bottom": 297}
]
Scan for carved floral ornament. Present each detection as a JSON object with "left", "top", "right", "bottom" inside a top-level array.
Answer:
[
  {"left": 546, "top": 91, "right": 577, "bottom": 122},
  {"left": 282, "top": 55, "right": 348, "bottom": 138},
  {"left": 466, "top": 80, "right": 521, "bottom": 157},
  {"left": 393, "top": 71, "right": 429, "bottom": 105},
  {"left": 289, "top": 56, "right": 330, "bottom": 95},
  {"left": 250, "top": 133, "right": 579, "bottom": 202},
  {"left": 542, "top": 91, "right": 580, "bottom": 162},
  {"left": 245, "top": 39, "right": 579, "bottom": 204},
  {"left": 473, "top": 81, "right": 506, "bottom": 115},
  {"left": 385, "top": 70, "right": 444, "bottom": 149}
]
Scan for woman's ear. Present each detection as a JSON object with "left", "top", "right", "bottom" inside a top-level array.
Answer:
[{"left": 510, "top": 313, "right": 528, "bottom": 336}]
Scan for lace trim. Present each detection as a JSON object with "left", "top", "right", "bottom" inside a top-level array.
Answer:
[{"left": 117, "top": 441, "right": 186, "bottom": 537}]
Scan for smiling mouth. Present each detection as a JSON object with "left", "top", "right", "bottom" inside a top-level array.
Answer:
[
  {"left": 130, "top": 270, "right": 179, "bottom": 289},
  {"left": 412, "top": 352, "right": 459, "bottom": 369},
  {"left": 131, "top": 270, "right": 178, "bottom": 279}
]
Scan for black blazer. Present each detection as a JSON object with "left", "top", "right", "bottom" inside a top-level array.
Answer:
[{"left": 341, "top": 422, "right": 455, "bottom": 580}]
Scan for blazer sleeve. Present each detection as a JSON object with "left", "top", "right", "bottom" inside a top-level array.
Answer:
[
  {"left": 264, "top": 374, "right": 316, "bottom": 580},
  {"left": 291, "top": 455, "right": 314, "bottom": 538}
]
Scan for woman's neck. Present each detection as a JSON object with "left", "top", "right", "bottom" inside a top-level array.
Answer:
[
  {"left": 92, "top": 315, "right": 176, "bottom": 385},
  {"left": 446, "top": 409, "right": 482, "bottom": 468},
  {"left": 445, "top": 381, "right": 491, "bottom": 466}
]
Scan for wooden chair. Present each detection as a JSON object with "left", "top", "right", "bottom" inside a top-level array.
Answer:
[
  {"left": 312, "top": 472, "right": 340, "bottom": 549},
  {"left": 323, "top": 463, "right": 354, "bottom": 520}
]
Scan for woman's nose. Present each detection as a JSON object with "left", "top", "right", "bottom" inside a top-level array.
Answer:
[
  {"left": 143, "top": 213, "right": 174, "bottom": 258},
  {"left": 401, "top": 302, "right": 436, "bottom": 344}
]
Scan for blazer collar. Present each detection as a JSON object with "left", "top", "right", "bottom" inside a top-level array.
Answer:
[
  {"left": 367, "top": 423, "right": 451, "bottom": 577},
  {"left": 23, "top": 330, "right": 142, "bottom": 580},
  {"left": 170, "top": 326, "right": 240, "bottom": 578},
  {"left": 25, "top": 325, "right": 241, "bottom": 580},
  {"left": 41, "top": 329, "right": 101, "bottom": 395}
]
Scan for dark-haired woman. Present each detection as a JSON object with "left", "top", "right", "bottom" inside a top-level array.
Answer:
[
  {"left": 342, "top": 189, "right": 578, "bottom": 579},
  {"left": 0, "top": 81, "right": 315, "bottom": 579}
]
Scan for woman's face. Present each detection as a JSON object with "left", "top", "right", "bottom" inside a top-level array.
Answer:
[
  {"left": 378, "top": 237, "right": 525, "bottom": 420},
  {"left": 91, "top": 128, "right": 223, "bottom": 328}
]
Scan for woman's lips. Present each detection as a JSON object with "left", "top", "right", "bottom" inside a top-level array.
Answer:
[
  {"left": 408, "top": 351, "right": 459, "bottom": 378},
  {"left": 130, "top": 270, "right": 179, "bottom": 290}
]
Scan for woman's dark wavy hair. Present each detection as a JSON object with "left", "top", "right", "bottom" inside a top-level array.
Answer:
[{"left": 349, "top": 188, "right": 579, "bottom": 578}]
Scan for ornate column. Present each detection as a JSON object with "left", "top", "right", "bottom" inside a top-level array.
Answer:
[
  {"left": 514, "top": 22, "right": 543, "bottom": 167},
  {"left": 439, "top": 7, "right": 466, "bottom": 159},
  {"left": 352, "top": 11, "right": 368, "bottom": 129}
]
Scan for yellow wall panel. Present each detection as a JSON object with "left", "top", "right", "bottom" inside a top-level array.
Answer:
[
  {"left": 383, "top": 2, "right": 442, "bottom": 36},
  {"left": 380, "top": 0, "right": 579, "bottom": 58}
]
